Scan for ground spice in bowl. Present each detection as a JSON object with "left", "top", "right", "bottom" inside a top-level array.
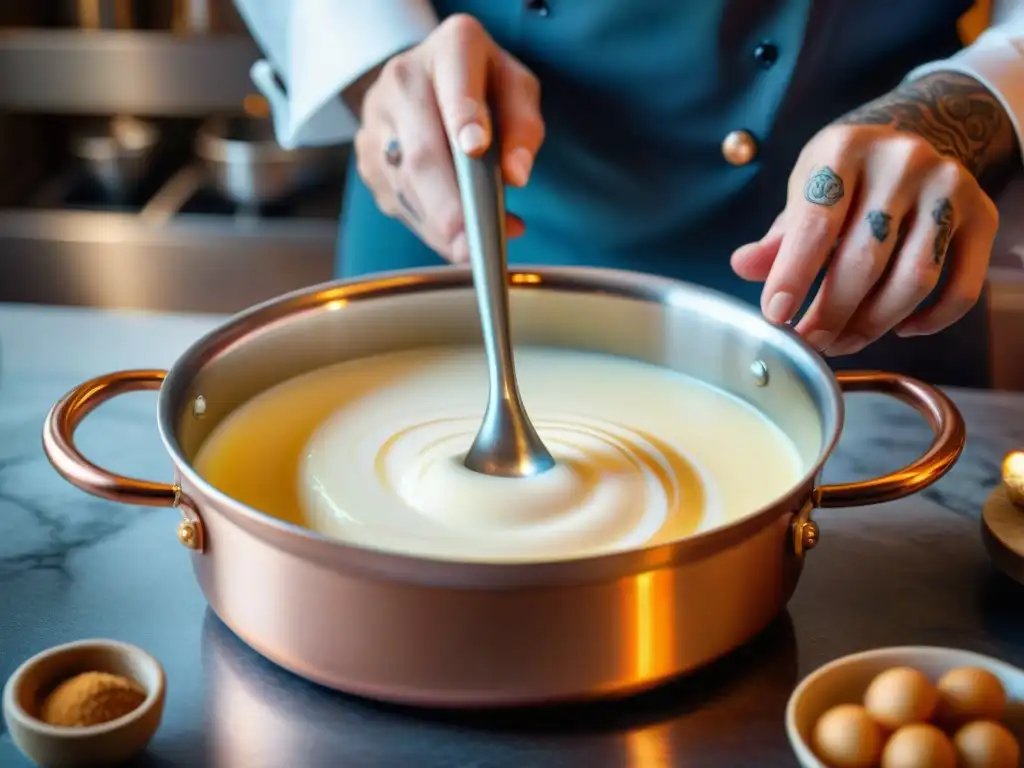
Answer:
[{"left": 40, "top": 671, "right": 147, "bottom": 728}]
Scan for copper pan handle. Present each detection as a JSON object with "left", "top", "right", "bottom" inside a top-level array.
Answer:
[
  {"left": 42, "top": 370, "right": 178, "bottom": 507},
  {"left": 814, "top": 371, "right": 966, "bottom": 508}
]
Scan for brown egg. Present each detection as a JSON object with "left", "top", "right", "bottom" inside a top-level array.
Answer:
[
  {"left": 954, "top": 720, "right": 1021, "bottom": 768},
  {"left": 812, "top": 704, "right": 884, "bottom": 768},
  {"left": 863, "top": 666, "right": 938, "bottom": 729},
  {"left": 881, "top": 723, "right": 957, "bottom": 768},
  {"left": 935, "top": 667, "right": 1007, "bottom": 726}
]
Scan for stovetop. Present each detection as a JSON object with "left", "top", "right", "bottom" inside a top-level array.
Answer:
[
  {"left": 174, "top": 182, "right": 342, "bottom": 220},
  {"left": 20, "top": 163, "right": 343, "bottom": 223}
]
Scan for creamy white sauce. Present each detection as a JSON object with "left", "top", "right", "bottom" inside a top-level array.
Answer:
[{"left": 194, "top": 346, "right": 805, "bottom": 563}]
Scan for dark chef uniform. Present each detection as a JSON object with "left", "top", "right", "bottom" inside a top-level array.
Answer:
[{"left": 331, "top": 1, "right": 992, "bottom": 385}]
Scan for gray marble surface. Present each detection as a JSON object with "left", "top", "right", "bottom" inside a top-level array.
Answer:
[{"left": 1, "top": 303, "right": 1024, "bottom": 767}]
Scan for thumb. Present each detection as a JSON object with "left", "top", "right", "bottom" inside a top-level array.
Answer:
[
  {"left": 731, "top": 213, "right": 786, "bottom": 282},
  {"left": 429, "top": 16, "right": 494, "bottom": 157}
]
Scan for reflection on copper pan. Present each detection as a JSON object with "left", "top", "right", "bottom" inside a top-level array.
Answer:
[{"left": 201, "top": 609, "right": 799, "bottom": 767}]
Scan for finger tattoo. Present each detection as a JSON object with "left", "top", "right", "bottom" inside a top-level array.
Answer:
[
  {"left": 396, "top": 190, "right": 421, "bottom": 223},
  {"left": 804, "top": 166, "right": 845, "bottom": 207},
  {"left": 866, "top": 210, "right": 892, "bottom": 243},
  {"left": 931, "top": 198, "right": 954, "bottom": 265}
]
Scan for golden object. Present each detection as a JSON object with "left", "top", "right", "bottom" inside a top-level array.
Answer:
[
  {"left": 178, "top": 520, "right": 200, "bottom": 550},
  {"left": 40, "top": 672, "right": 146, "bottom": 728},
  {"left": 242, "top": 94, "right": 271, "bottom": 119},
  {"left": 38, "top": 271, "right": 967, "bottom": 706},
  {"left": 721, "top": 130, "right": 758, "bottom": 166},
  {"left": 799, "top": 520, "right": 819, "bottom": 551},
  {"left": 1002, "top": 451, "right": 1024, "bottom": 507},
  {"left": 958, "top": 0, "right": 992, "bottom": 45},
  {"left": 981, "top": 484, "right": 1024, "bottom": 585},
  {"left": 39, "top": 368, "right": 207, "bottom": 553}
]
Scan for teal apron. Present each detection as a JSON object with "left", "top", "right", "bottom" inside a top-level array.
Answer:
[{"left": 338, "top": 0, "right": 991, "bottom": 387}]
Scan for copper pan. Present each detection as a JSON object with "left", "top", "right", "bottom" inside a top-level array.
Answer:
[{"left": 41, "top": 266, "right": 965, "bottom": 707}]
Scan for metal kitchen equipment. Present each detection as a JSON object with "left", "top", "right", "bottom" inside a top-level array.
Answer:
[
  {"left": 62, "top": 0, "right": 135, "bottom": 30},
  {"left": 168, "top": 0, "right": 250, "bottom": 35},
  {"left": 68, "top": 115, "right": 160, "bottom": 201},
  {"left": 454, "top": 141, "right": 555, "bottom": 478},
  {"left": 194, "top": 114, "right": 344, "bottom": 211},
  {"left": 41, "top": 267, "right": 966, "bottom": 707}
]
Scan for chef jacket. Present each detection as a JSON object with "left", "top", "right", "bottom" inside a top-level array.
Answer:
[{"left": 233, "top": 0, "right": 1024, "bottom": 387}]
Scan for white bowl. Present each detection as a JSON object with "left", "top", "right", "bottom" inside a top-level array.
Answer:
[
  {"left": 2, "top": 639, "right": 166, "bottom": 768},
  {"left": 786, "top": 646, "right": 1024, "bottom": 768}
]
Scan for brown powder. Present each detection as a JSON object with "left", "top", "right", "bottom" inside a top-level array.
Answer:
[{"left": 40, "top": 671, "right": 146, "bottom": 727}]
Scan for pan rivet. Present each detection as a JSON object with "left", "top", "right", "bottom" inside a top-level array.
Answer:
[
  {"left": 750, "top": 360, "right": 769, "bottom": 387},
  {"left": 801, "top": 520, "right": 820, "bottom": 550},
  {"left": 178, "top": 521, "right": 199, "bottom": 549},
  {"left": 192, "top": 395, "right": 207, "bottom": 418}
]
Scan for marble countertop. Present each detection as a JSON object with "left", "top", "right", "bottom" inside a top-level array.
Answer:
[{"left": 2, "top": 303, "right": 1024, "bottom": 768}]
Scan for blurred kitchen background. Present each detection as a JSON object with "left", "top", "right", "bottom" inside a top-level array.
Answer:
[{"left": 0, "top": 1, "right": 1022, "bottom": 388}]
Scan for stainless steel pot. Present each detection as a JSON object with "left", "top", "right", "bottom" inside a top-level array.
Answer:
[
  {"left": 42, "top": 267, "right": 965, "bottom": 707},
  {"left": 69, "top": 115, "right": 160, "bottom": 201},
  {"left": 194, "top": 115, "right": 345, "bottom": 209}
]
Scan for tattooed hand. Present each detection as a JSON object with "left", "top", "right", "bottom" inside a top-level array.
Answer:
[
  {"left": 352, "top": 14, "right": 543, "bottom": 262},
  {"left": 730, "top": 72, "right": 1016, "bottom": 356}
]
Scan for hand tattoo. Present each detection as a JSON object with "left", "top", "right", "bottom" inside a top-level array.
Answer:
[
  {"left": 866, "top": 210, "right": 892, "bottom": 243},
  {"left": 805, "top": 166, "right": 845, "bottom": 207},
  {"left": 396, "top": 190, "right": 421, "bottom": 223},
  {"left": 931, "top": 198, "right": 954, "bottom": 265},
  {"left": 837, "top": 72, "right": 1018, "bottom": 180}
]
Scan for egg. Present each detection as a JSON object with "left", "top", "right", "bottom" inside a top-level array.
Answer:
[
  {"left": 812, "top": 703, "right": 884, "bottom": 768},
  {"left": 935, "top": 667, "right": 1007, "bottom": 726},
  {"left": 881, "top": 723, "right": 956, "bottom": 768},
  {"left": 954, "top": 720, "right": 1021, "bottom": 768},
  {"left": 863, "top": 666, "right": 938, "bottom": 729}
]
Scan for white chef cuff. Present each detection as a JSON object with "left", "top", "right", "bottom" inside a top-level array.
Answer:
[
  {"left": 907, "top": 24, "right": 1024, "bottom": 170},
  {"left": 250, "top": 0, "right": 439, "bottom": 149}
]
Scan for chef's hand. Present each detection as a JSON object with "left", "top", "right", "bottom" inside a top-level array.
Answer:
[
  {"left": 352, "top": 14, "right": 545, "bottom": 262},
  {"left": 730, "top": 72, "right": 1018, "bottom": 356}
]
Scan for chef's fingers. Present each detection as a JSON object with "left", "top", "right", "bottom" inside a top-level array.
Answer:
[
  {"left": 795, "top": 194, "right": 912, "bottom": 352},
  {"left": 492, "top": 55, "right": 545, "bottom": 187},
  {"left": 429, "top": 14, "right": 494, "bottom": 157},
  {"left": 387, "top": 64, "right": 468, "bottom": 260},
  {"left": 895, "top": 196, "right": 997, "bottom": 338},
  {"left": 730, "top": 212, "right": 787, "bottom": 281},
  {"left": 825, "top": 177, "right": 966, "bottom": 356},
  {"left": 761, "top": 149, "right": 860, "bottom": 324}
]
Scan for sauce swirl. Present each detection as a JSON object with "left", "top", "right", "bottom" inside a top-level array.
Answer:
[{"left": 195, "top": 346, "right": 804, "bottom": 562}]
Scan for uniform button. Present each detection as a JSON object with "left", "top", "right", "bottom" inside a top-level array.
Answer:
[
  {"left": 722, "top": 129, "right": 758, "bottom": 166},
  {"left": 525, "top": 0, "right": 550, "bottom": 15},
  {"left": 753, "top": 41, "right": 779, "bottom": 69}
]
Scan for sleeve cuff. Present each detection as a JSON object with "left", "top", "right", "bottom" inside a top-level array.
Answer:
[
  {"left": 907, "top": 25, "right": 1024, "bottom": 171},
  {"left": 251, "top": 0, "right": 439, "bottom": 149}
]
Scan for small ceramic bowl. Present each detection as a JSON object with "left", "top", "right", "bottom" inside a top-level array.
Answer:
[
  {"left": 786, "top": 646, "right": 1024, "bottom": 768},
  {"left": 2, "top": 639, "right": 166, "bottom": 768}
]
